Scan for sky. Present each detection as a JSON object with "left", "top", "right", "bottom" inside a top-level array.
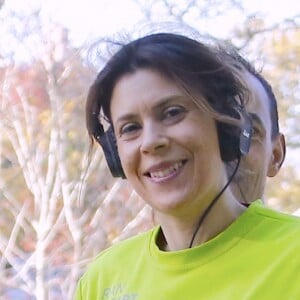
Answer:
[{"left": 2, "top": 0, "right": 300, "bottom": 47}]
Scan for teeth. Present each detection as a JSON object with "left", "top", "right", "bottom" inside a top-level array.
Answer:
[{"left": 150, "top": 161, "right": 183, "bottom": 179}]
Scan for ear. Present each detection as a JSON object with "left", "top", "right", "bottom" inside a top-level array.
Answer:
[{"left": 267, "top": 133, "right": 286, "bottom": 177}]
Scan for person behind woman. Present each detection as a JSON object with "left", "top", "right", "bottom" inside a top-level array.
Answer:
[
  {"left": 219, "top": 48, "right": 286, "bottom": 205},
  {"left": 75, "top": 33, "right": 300, "bottom": 299}
]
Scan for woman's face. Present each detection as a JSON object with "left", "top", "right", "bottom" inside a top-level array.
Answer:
[{"left": 110, "top": 68, "right": 227, "bottom": 218}]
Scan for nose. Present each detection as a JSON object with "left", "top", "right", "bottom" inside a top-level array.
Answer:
[{"left": 140, "top": 122, "right": 170, "bottom": 154}]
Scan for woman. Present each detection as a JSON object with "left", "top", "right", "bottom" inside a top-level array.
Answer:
[{"left": 75, "top": 33, "right": 300, "bottom": 299}]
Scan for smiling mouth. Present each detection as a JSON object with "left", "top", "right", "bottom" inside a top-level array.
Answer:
[{"left": 147, "top": 160, "right": 186, "bottom": 179}]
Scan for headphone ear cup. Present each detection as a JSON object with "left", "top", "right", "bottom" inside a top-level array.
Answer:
[
  {"left": 217, "top": 109, "right": 252, "bottom": 162},
  {"left": 238, "top": 111, "right": 252, "bottom": 156},
  {"left": 217, "top": 123, "right": 240, "bottom": 162},
  {"left": 95, "top": 126, "right": 126, "bottom": 178}
]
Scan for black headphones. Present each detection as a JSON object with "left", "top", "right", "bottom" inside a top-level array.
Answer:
[
  {"left": 93, "top": 106, "right": 252, "bottom": 179},
  {"left": 217, "top": 107, "right": 253, "bottom": 161},
  {"left": 94, "top": 124, "right": 126, "bottom": 178}
]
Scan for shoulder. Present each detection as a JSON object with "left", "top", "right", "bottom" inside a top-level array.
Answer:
[
  {"left": 80, "top": 227, "right": 156, "bottom": 280},
  {"left": 75, "top": 227, "right": 159, "bottom": 298},
  {"left": 251, "top": 200, "right": 300, "bottom": 224},
  {"left": 98, "top": 228, "right": 154, "bottom": 259},
  {"left": 247, "top": 200, "right": 300, "bottom": 239}
]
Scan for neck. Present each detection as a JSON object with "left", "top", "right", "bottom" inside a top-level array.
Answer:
[{"left": 156, "top": 196, "right": 246, "bottom": 251}]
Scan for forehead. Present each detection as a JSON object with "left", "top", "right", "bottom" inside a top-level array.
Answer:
[
  {"left": 242, "top": 71, "right": 272, "bottom": 133},
  {"left": 110, "top": 69, "right": 183, "bottom": 114}
]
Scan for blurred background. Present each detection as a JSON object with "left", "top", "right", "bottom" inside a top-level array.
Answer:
[{"left": 0, "top": 0, "right": 300, "bottom": 298}]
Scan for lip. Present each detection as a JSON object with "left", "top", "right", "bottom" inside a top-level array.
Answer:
[{"left": 143, "top": 160, "right": 187, "bottom": 183}]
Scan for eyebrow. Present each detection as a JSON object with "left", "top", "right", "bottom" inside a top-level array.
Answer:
[
  {"left": 153, "top": 95, "right": 186, "bottom": 110},
  {"left": 114, "top": 94, "right": 186, "bottom": 125}
]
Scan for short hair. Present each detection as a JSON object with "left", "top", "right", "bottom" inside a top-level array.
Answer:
[
  {"left": 86, "top": 33, "right": 247, "bottom": 140},
  {"left": 216, "top": 46, "right": 280, "bottom": 140}
]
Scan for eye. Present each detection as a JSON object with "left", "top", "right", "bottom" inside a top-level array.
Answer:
[
  {"left": 251, "top": 125, "right": 266, "bottom": 141},
  {"left": 252, "top": 126, "right": 260, "bottom": 135},
  {"left": 162, "top": 106, "right": 186, "bottom": 123},
  {"left": 119, "top": 122, "right": 141, "bottom": 138}
]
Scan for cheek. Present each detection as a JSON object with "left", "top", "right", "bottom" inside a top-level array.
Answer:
[
  {"left": 118, "top": 143, "right": 138, "bottom": 175},
  {"left": 246, "top": 143, "right": 269, "bottom": 173}
]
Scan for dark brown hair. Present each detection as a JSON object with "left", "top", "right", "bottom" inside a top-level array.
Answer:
[{"left": 86, "top": 33, "right": 247, "bottom": 142}]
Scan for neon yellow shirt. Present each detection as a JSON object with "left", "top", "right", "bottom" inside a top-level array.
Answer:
[{"left": 75, "top": 201, "right": 300, "bottom": 299}]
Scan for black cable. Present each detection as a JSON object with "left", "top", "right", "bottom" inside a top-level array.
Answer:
[{"left": 189, "top": 155, "right": 242, "bottom": 248}]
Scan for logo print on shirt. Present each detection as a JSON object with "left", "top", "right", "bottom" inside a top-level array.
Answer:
[{"left": 102, "top": 284, "right": 138, "bottom": 299}]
